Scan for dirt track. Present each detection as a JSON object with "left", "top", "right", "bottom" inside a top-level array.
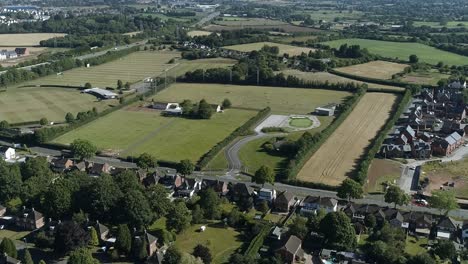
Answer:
[{"left": 297, "top": 93, "right": 397, "bottom": 186}]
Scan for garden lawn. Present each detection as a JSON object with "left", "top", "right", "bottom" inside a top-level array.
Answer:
[
  {"left": 0, "top": 87, "right": 117, "bottom": 123},
  {"left": 322, "top": 38, "right": 468, "bottom": 65},
  {"left": 405, "top": 236, "right": 429, "bottom": 255},
  {"left": 223, "top": 41, "right": 315, "bottom": 56},
  {"left": 154, "top": 83, "right": 351, "bottom": 114},
  {"left": 10, "top": 51, "right": 180, "bottom": 89},
  {"left": 175, "top": 223, "right": 243, "bottom": 264},
  {"left": 53, "top": 107, "right": 256, "bottom": 162}
]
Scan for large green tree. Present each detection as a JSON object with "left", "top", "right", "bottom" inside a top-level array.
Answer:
[
  {"left": 0, "top": 238, "right": 17, "bottom": 258},
  {"left": 433, "top": 239, "right": 456, "bottom": 260},
  {"left": 197, "top": 99, "right": 213, "bottom": 119},
  {"left": 82, "top": 175, "right": 122, "bottom": 223},
  {"left": 21, "top": 249, "right": 34, "bottom": 264},
  {"left": 67, "top": 247, "right": 99, "bottom": 264},
  {"left": 384, "top": 185, "right": 409, "bottom": 208},
  {"left": 288, "top": 216, "right": 308, "bottom": 240},
  {"left": 166, "top": 201, "right": 192, "bottom": 233},
  {"left": 0, "top": 162, "right": 22, "bottom": 204},
  {"left": 252, "top": 165, "right": 275, "bottom": 186},
  {"left": 70, "top": 139, "right": 97, "bottom": 160},
  {"left": 319, "top": 212, "right": 356, "bottom": 251},
  {"left": 41, "top": 179, "right": 72, "bottom": 219},
  {"left": 54, "top": 221, "right": 90, "bottom": 254},
  {"left": 337, "top": 179, "right": 363, "bottom": 201},
  {"left": 178, "top": 159, "right": 194, "bottom": 176},
  {"left": 429, "top": 190, "right": 459, "bottom": 215},
  {"left": 137, "top": 153, "right": 157, "bottom": 170},
  {"left": 146, "top": 185, "right": 173, "bottom": 219},
  {"left": 193, "top": 244, "right": 212, "bottom": 264},
  {"left": 163, "top": 246, "right": 182, "bottom": 264},
  {"left": 115, "top": 224, "right": 132, "bottom": 255},
  {"left": 198, "top": 188, "right": 221, "bottom": 220},
  {"left": 120, "top": 189, "right": 154, "bottom": 228}
]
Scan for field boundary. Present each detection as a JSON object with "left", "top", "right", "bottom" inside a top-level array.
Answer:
[{"left": 329, "top": 68, "right": 412, "bottom": 89}]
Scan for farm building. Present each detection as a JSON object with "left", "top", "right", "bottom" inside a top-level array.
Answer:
[
  {"left": 15, "top": 48, "right": 29, "bottom": 56},
  {"left": 315, "top": 104, "right": 336, "bottom": 116},
  {"left": 83, "top": 88, "right": 118, "bottom": 99}
]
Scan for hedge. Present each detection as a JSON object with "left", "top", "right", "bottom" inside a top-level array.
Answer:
[
  {"left": 244, "top": 224, "right": 272, "bottom": 257},
  {"left": 284, "top": 88, "right": 366, "bottom": 182},
  {"left": 352, "top": 89, "right": 413, "bottom": 185},
  {"left": 328, "top": 68, "right": 409, "bottom": 88},
  {"left": 197, "top": 107, "right": 272, "bottom": 169}
]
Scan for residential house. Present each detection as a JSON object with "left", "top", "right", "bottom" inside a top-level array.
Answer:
[
  {"left": 159, "top": 174, "right": 184, "bottom": 190},
  {"left": 0, "top": 254, "right": 21, "bottom": 264},
  {"left": 95, "top": 221, "right": 110, "bottom": 243},
  {"left": 14, "top": 48, "right": 28, "bottom": 56},
  {"left": 404, "top": 212, "right": 433, "bottom": 237},
  {"left": 229, "top": 183, "right": 255, "bottom": 202},
  {"left": 176, "top": 178, "right": 202, "bottom": 198},
  {"left": 51, "top": 157, "right": 74, "bottom": 172},
  {"left": 88, "top": 163, "right": 112, "bottom": 176},
  {"left": 6, "top": 51, "right": 17, "bottom": 59},
  {"left": 16, "top": 208, "right": 45, "bottom": 230},
  {"left": 437, "top": 216, "right": 458, "bottom": 239},
  {"left": 274, "top": 191, "right": 295, "bottom": 213},
  {"left": 0, "top": 147, "right": 15, "bottom": 161},
  {"left": 432, "top": 131, "right": 463, "bottom": 156},
  {"left": 270, "top": 226, "right": 288, "bottom": 240},
  {"left": 73, "top": 161, "right": 92, "bottom": 172},
  {"left": 384, "top": 208, "right": 406, "bottom": 229},
  {"left": 201, "top": 179, "right": 229, "bottom": 196},
  {"left": 0, "top": 205, "right": 5, "bottom": 217},
  {"left": 143, "top": 172, "right": 161, "bottom": 187},
  {"left": 448, "top": 80, "right": 467, "bottom": 89},
  {"left": 275, "top": 235, "right": 305, "bottom": 264},
  {"left": 257, "top": 188, "right": 277, "bottom": 203},
  {"left": 145, "top": 231, "right": 158, "bottom": 256},
  {"left": 300, "top": 196, "right": 337, "bottom": 215}
]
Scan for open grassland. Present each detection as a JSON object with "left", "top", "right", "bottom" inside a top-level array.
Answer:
[
  {"left": 281, "top": 69, "right": 405, "bottom": 91},
  {"left": 224, "top": 41, "right": 315, "bottom": 56},
  {"left": 10, "top": 51, "right": 180, "bottom": 89},
  {"left": 365, "top": 159, "right": 402, "bottom": 193},
  {"left": 297, "top": 93, "right": 398, "bottom": 186},
  {"left": 422, "top": 158, "right": 468, "bottom": 198},
  {"left": 0, "top": 33, "right": 66, "bottom": 46},
  {"left": 335, "top": 61, "right": 408, "bottom": 80},
  {"left": 295, "top": 10, "right": 364, "bottom": 21},
  {"left": 187, "top": 30, "right": 215, "bottom": 37},
  {"left": 53, "top": 107, "right": 256, "bottom": 162},
  {"left": 168, "top": 58, "right": 237, "bottom": 77},
  {"left": 154, "top": 83, "right": 351, "bottom": 114},
  {"left": 400, "top": 70, "right": 451, "bottom": 86},
  {"left": 414, "top": 21, "right": 468, "bottom": 28},
  {"left": 322, "top": 38, "right": 468, "bottom": 66},
  {"left": 276, "top": 35, "right": 318, "bottom": 43},
  {"left": 175, "top": 223, "right": 243, "bottom": 264},
  {"left": 0, "top": 87, "right": 116, "bottom": 123}
]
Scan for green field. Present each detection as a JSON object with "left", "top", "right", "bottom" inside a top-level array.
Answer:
[
  {"left": 322, "top": 38, "right": 468, "bottom": 65},
  {"left": 281, "top": 69, "right": 404, "bottom": 91},
  {"left": 224, "top": 41, "right": 315, "bottom": 56},
  {"left": 11, "top": 51, "right": 180, "bottom": 89},
  {"left": 289, "top": 117, "right": 313, "bottom": 128},
  {"left": 53, "top": 107, "right": 256, "bottom": 162},
  {"left": 168, "top": 58, "right": 237, "bottom": 78},
  {"left": 400, "top": 69, "right": 451, "bottom": 86},
  {"left": 414, "top": 21, "right": 468, "bottom": 28},
  {"left": 154, "top": 83, "right": 351, "bottom": 114},
  {"left": 175, "top": 223, "right": 243, "bottom": 264},
  {"left": 0, "top": 87, "right": 117, "bottom": 123},
  {"left": 216, "top": 17, "right": 286, "bottom": 26}
]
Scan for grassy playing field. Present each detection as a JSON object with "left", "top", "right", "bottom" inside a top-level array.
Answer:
[
  {"left": 53, "top": 107, "right": 256, "bottom": 162},
  {"left": 0, "top": 33, "right": 66, "bottom": 46},
  {"left": 224, "top": 41, "right": 315, "bottom": 56},
  {"left": 175, "top": 223, "right": 243, "bottom": 264},
  {"left": 335, "top": 60, "right": 408, "bottom": 80},
  {"left": 281, "top": 69, "right": 405, "bottom": 91},
  {"left": 0, "top": 87, "right": 117, "bottom": 123},
  {"left": 10, "top": 51, "right": 180, "bottom": 89},
  {"left": 153, "top": 83, "right": 351, "bottom": 114},
  {"left": 322, "top": 38, "right": 468, "bottom": 65},
  {"left": 297, "top": 93, "right": 398, "bottom": 186}
]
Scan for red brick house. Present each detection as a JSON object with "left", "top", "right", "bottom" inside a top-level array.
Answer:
[
  {"left": 274, "top": 191, "right": 295, "bottom": 213},
  {"left": 16, "top": 208, "right": 45, "bottom": 230},
  {"left": 275, "top": 235, "right": 305, "bottom": 264}
]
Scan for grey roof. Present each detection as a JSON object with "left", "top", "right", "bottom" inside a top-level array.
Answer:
[
  {"left": 96, "top": 222, "right": 109, "bottom": 236},
  {"left": 438, "top": 216, "right": 457, "bottom": 230},
  {"left": 145, "top": 232, "right": 158, "bottom": 245},
  {"left": 404, "top": 125, "right": 416, "bottom": 138},
  {"left": 281, "top": 235, "right": 303, "bottom": 257},
  {"left": 276, "top": 191, "right": 294, "bottom": 203},
  {"left": 450, "top": 131, "right": 462, "bottom": 141},
  {"left": 303, "top": 196, "right": 337, "bottom": 208}
]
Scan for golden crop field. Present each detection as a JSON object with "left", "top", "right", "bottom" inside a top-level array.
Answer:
[
  {"left": 335, "top": 60, "right": 408, "bottom": 80},
  {"left": 187, "top": 30, "right": 215, "bottom": 37},
  {"left": 0, "top": 33, "right": 66, "bottom": 46},
  {"left": 297, "top": 93, "right": 398, "bottom": 186}
]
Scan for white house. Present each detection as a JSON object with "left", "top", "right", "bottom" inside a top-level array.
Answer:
[
  {"left": 258, "top": 188, "right": 277, "bottom": 203},
  {"left": 0, "top": 147, "right": 16, "bottom": 161},
  {"left": 300, "top": 196, "right": 338, "bottom": 215}
]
